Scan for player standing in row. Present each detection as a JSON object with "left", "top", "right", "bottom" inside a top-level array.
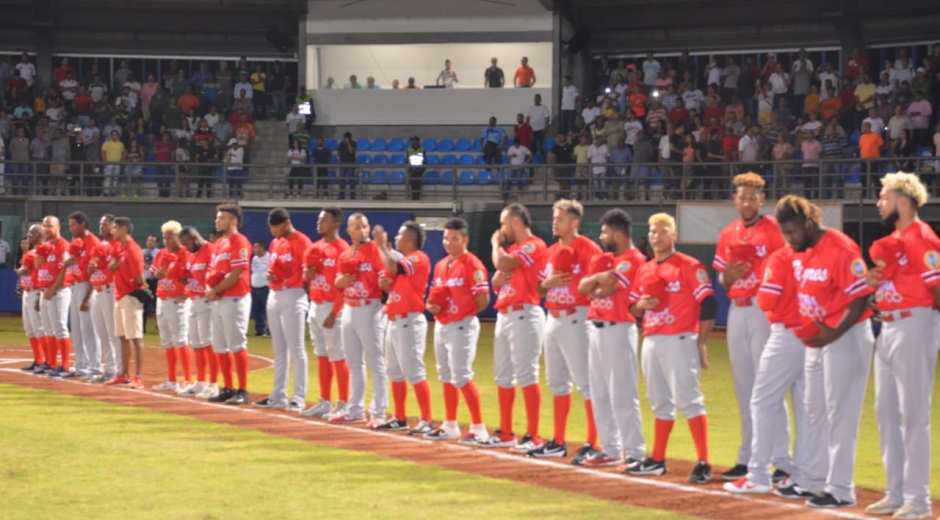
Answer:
[
  {"left": 712, "top": 173, "right": 792, "bottom": 482},
  {"left": 528, "top": 199, "right": 602, "bottom": 460},
  {"left": 63, "top": 212, "right": 101, "bottom": 379},
  {"left": 254, "top": 208, "right": 312, "bottom": 413},
  {"left": 87, "top": 215, "right": 122, "bottom": 383},
  {"left": 331, "top": 214, "right": 389, "bottom": 426},
  {"left": 206, "top": 204, "right": 253, "bottom": 405},
  {"left": 775, "top": 195, "right": 874, "bottom": 509},
  {"left": 865, "top": 173, "right": 939, "bottom": 520},
  {"left": 373, "top": 221, "right": 434, "bottom": 433},
  {"left": 302, "top": 208, "right": 351, "bottom": 419},
  {"left": 577, "top": 209, "right": 648, "bottom": 468},
  {"left": 629, "top": 213, "right": 715, "bottom": 484},
  {"left": 480, "top": 204, "right": 547, "bottom": 452},
  {"left": 425, "top": 217, "right": 491, "bottom": 442},
  {"left": 178, "top": 226, "right": 220, "bottom": 399},
  {"left": 106, "top": 217, "right": 147, "bottom": 389},
  {"left": 36, "top": 216, "right": 72, "bottom": 377},
  {"left": 17, "top": 225, "right": 45, "bottom": 372},
  {"left": 151, "top": 221, "right": 194, "bottom": 393}
]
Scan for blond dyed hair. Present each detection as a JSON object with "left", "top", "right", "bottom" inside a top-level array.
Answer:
[
  {"left": 552, "top": 199, "right": 584, "bottom": 218},
  {"left": 161, "top": 220, "right": 182, "bottom": 235},
  {"left": 733, "top": 172, "right": 766, "bottom": 189},
  {"left": 648, "top": 213, "right": 676, "bottom": 229},
  {"left": 775, "top": 195, "right": 822, "bottom": 225},
  {"left": 881, "top": 171, "right": 928, "bottom": 207}
]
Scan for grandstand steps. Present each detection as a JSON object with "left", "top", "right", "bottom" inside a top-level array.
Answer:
[{"left": 246, "top": 121, "right": 292, "bottom": 195}]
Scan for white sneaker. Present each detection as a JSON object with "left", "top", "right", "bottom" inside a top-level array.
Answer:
[
  {"left": 285, "top": 401, "right": 305, "bottom": 414},
  {"left": 723, "top": 477, "right": 772, "bottom": 494},
  {"left": 301, "top": 398, "right": 333, "bottom": 418},
  {"left": 425, "top": 420, "right": 461, "bottom": 441},
  {"left": 891, "top": 504, "right": 931, "bottom": 519},
  {"left": 179, "top": 381, "right": 206, "bottom": 396},
  {"left": 323, "top": 400, "right": 348, "bottom": 421},
  {"left": 153, "top": 381, "right": 179, "bottom": 392},
  {"left": 197, "top": 383, "right": 220, "bottom": 399},
  {"left": 175, "top": 382, "right": 192, "bottom": 395},
  {"left": 867, "top": 497, "right": 903, "bottom": 516}
]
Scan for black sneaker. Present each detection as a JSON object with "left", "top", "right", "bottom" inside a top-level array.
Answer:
[
  {"left": 620, "top": 457, "right": 643, "bottom": 473},
  {"left": 374, "top": 417, "right": 408, "bottom": 431},
  {"left": 209, "top": 387, "right": 236, "bottom": 403},
  {"left": 226, "top": 389, "right": 250, "bottom": 405},
  {"left": 252, "top": 398, "right": 279, "bottom": 409},
  {"left": 407, "top": 420, "right": 434, "bottom": 436},
  {"left": 721, "top": 464, "right": 748, "bottom": 481},
  {"left": 688, "top": 460, "right": 713, "bottom": 484},
  {"left": 771, "top": 468, "right": 790, "bottom": 484},
  {"left": 807, "top": 492, "right": 856, "bottom": 508},
  {"left": 528, "top": 439, "right": 567, "bottom": 458},
  {"left": 629, "top": 457, "right": 668, "bottom": 476},
  {"left": 570, "top": 443, "right": 597, "bottom": 466},
  {"left": 774, "top": 482, "right": 816, "bottom": 500},
  {"left": 20, "top": 362, "right": 39, "bottom": 372}
]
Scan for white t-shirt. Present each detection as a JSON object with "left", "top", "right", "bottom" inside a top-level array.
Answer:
[
  {"left": 658, "top": 135, "right": 671, "bottom": 160},
  {"left": 203, "top": 113, "right": 220, "bottom": 128},
  {"left": 642, "top": 60, "right": 661, "bottom": 85},
  {"left": 59, "top": 79, "right": 78, "bottom": 100},
  {"left": 82, "top": 127, "right": 100, "bottom": 146},
  {"left": 890, "top": 68, "right": 913, "bottom": 88},
  {"left": 876, "top": 83, "right": 894, "bottom": 98},
  {"left": 863, "top": 117, "right": 885, "bottom": 136},
  {"left": 250, "top": 253, "right": 270, "bottom": 288},
  {"left": 682, "top": 89, "right": 704, "bottom": 112},
  {"left": 562, "top": 85, "right": 579, "bottom": 111},
  {"left": 507, "top": 145, "right": 531, "bottom": 165},
  {"left": 769, "top": 72, "right": 789, "bottom": 94},
  {"left": 791, "top": 59, "right": 814, "bottom": 74},
  {"left": 528, "top": 104, "right": 551, "bottom": 132},
  {"left": 437, "top": 69, "right": 457, "bottom": 88},
  {"left": 757, "top": 91, "right": 774, "bottom": 112},
  {"left": 226, "top": 146, "right": 245, "bottom": 169},
  {"left": 817, "top": 71, "right": 838, "bottom": 99},
  {"left": 234, "top": 82, "right": 254, "bottom": 100},
  {"left": 800, "top": 120, "right": 823, "bottom": 134},
  {"left": 287, "top": 149, "right": 307, "bottom": 165},
  {"left": 16, "top": 62, "right": 36, "bottom": 86},
  {"left": 285, "top": 112, "right": 306, "bottom": 132},
  {"left": 123, "top": 80, "right": 142, "bottom": 94},
  {"left": 581, "top": 106, "right": 600, "bottom": 127},
  {"left": 587, "top": 144, "right": 609, "bottom": 174},
  {"left": 623, "top": 120, "right": 643, "bottom": 145},
  {"left": 45, "top": 107, "right": 63, "bottom": 124},
  {"left": 706, "top": 65, "right": 722, "bottom": 87}
]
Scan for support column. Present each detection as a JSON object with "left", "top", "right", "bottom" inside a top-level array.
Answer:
[{"left": 32, "top": 0, "right": 53, "bottom": 89}]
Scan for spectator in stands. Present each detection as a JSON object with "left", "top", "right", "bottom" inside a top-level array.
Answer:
[
  {"left": 907, "top": 90, "right": 933, "bottom": 148},
  {"left": 406, "top": 136, "right": 427, "bottom": 201},
  {"left": 549, "top": 133, "right": 574, "bottom": 199},
  {"left": 104, "top": 116, "right": 123, "bottom": 139},
  {"left": 876, "top": 92, "right": 895, "bottom": 126},
  {"left": 858, "top": 121, "right": 884, "bottom": 189},
  {"left": 609, "top": 136, "right": 631, "bottom": 200},
  {"left": 267, "top": 61, "right": 287, "bottom": 119},
  {"left": 888, "top": 104, "right": 913, "bottom": 150},
  {"left": 895, "top": 81, "right": 913, "bottom": 109},
  {"left": 365, "top": 76, "right": 381, "bottom": 90},
  {"left": 189, "top": 61, "right": 210, "bottom": 93},
  {"left": 845, "top": 47, "right": 868, "bottom": 81},
  {"left": 570, "top": 115, "right": 588, "bottom": 142},
  {"left": 514, "top": 113, "right": 533, "bottom": 152},
  {"left": 718, "top": 56, "right": 740, "bottom": 105},
  {"left": 527, "top": 94, "right": 550, "bottom": 157},
  {"left": 58, "top": 70, "right": 78, "bottom": 110},
  {"left": 586, "top": 134, "right": 609, "bottom": 199},
  {"left": 403, "top": 77, "right": 420, "bottom": 90},
  {"left": 323, "top": 77, "right": 339, "bottom": 89},
  {"left": 193, "top": 138, "right": 217, "bottom": 199},
  {"left": 485, "top": 58, "right": 505, "bottom": 88},
  {"left": 175, "top": 137, "right": 192, "bottom": 198},
  {"left": 179, "top": 86, "right": 200, "bottom": 117},
  {"left": 234, "top": 72, "right": 253, "bottom": 102},
  {"left": 29, "top": 128, "right": 50, "bottom": 195},
  {"left": 289, "top": 121, "right": 310, "bottom": 152},
  {"left": 893, "top": 129, "right": 916, "bottom": 172},
  {"left": 816, "top": 62, "right": 839, "bottom": 100},
  {"left": 48, "top": 128, "right": 68, "bottom": 196},
  {"left": 100, "top": 130, "right": 125, "bottom": 197},
  {"left": 435, "top": 59, "right": 458, "bottom": 88},
  {"left": 250, "top": 63, "right": 267, "bottom": 118},
  {"left": 820, "top": 85, "right": 841, "bottom": 123},
  {"left": 481, "top": 116, "right": 507, "bottom": 166},
  {"left": 911, "top": 68, "right": 930, "bottom": 96},
  {"left": 310, "top": 137, "right": 332, "bottom": 199},
  {"left": 204, "top": 105, "right": 220, "bottom": 129},
  {"left": 560, "top": 76, "right": 579, "bottom": 135},
  {"left": 89, "top": 74, "right": 108, "bottom": 104},
  {"left": 773, "top": 96, "right": 793, "bottom": 129},
  {"left": 768, "top": 63, "right": 789, "bottom": 108},
  {"left": 337, "top": 132, "right": 357, "bottom": 200},
  {"left": 579, "top": 98, "right": 599, "bottom": 130},
  {"left": 115, "top": 86, "right": 137, "bottom": 115},
  {"left": 854, "top": 73, "right": 877, "bottom": 129},
  {"left": 286, "top": 139, "right": 308, "bottom": 199},
  {"left": 125, "top": 139, "right": 143, "bottom": 198},
  {"left": 876, "top": 71, "right": 895, "bottom": 102},
  {"left": 285, "top": 104, "right": 306, "bottom": 145},
  {"left": 153, "top": 132, "right": 175, "bottom": 198},
  {"left": 892, "top": 57, "right": 914, "bottom": 92},
  {"left": 165, "top": 96, "right": 183, "bottom": 134},
  {"left": 345, "top": 75, "right": 362, "bottom": 90},
  {"left": 236, "top": 56, "right": 250, "bottom": 78},
  {"left": 641, "top": 51, "right": 661, "bottom": 92},
  {"left": 16, "top": 53, "right": 36, "bottom": 94},
  {"left": 229, "top": 100, "right": 253, "bottom": 127},
  {"left": 820, "top": 124, "right": 846, "bottom": 198},
  {"left": 213, "top": 116, "right": 233, "bottom": 153},
  {"left": 514, "top": 57, "right": 536, "bottom": 88},
  {"left": 224, "top": 140, "right": 246, "bottom": 199},
  {"left": 139, "top": 74, "right": 159, "bottom": 122},
  {"left": 295, "top": 87, "right": 315, "bottom": 130},
  {"left": 603, "top": 112, "right": 624, "bottom": 150},
  {"left": 862, "top": 108, "right": 885, "bottom": 138},
  {"left": 803, "top": 84, "right": 821, "bottom": 117},
  {"left": 194, "top": 118, "right": 213, "bottom": 146},
  {"left": 216, "top": 61, "right": 234, "bottom": 112},
  {"left": 234, "top": 113, "right": 255, "bottom": 158},
  {"left": 800, "top": 130, "right": 822, "bottom": 198},
  {"left": 790, "top": 48, "right": 814, "bottom": 114},
  {"left": 8, "top": 127, "right": 28, "bottom": 195},
  {"left": 505, "top": 137, "right": 532, "bottom": 200}
]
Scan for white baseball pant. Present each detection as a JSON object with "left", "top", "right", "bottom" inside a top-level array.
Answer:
[
  {"left": 266, "top": 287, "right": 309, "bottom": 406},
  {"left": 40, "top": 287, "right": 72, "bottom": 340},
  {"left": 309, "top": 301, "right": 344, "bottom": 361},
  {"left": 91, "top": 284, "right": 121, "bottom": 375},
  {"left": 588, "top": 320, "right": 646, "bottom": 460},
  {"left": 22, "top": 290, "right": 44, "bottom": 339},
  {"left": 802, "top": 320, "right": 873, "bottom": 504},
  {"left": 157, "top": 298, "right": 191, "bottom": 348},
  {"left": 641, "top": 333, "right": 707, "bottom": 420},
  {"left": 69, "top": 281, "right": 100, "bottom": 375},
  {"left": 386, "top": 312, "right": 428, "bottom": 385},
  {"left": 434, "top": 315, "right": 480, "bottom": 388},
  {"left": 747, "top": 323, "right": 807, "bottom": 487},
  {"left": 340, "top": 300, "right": 388, "bottom": 419},
  {"left": 874, "top": 307, "right": 938, "bottom": 511},
  {"left": 210, "top": 295, "right": 250, "bottom": 353},
  {"left": 189, "top": 297, "right": 212, "bottom": 349},
  {"left": 493, "top": 304, "right": 545, "bottom": 388},
  {"left": 545, "top": 307, "right": 591, "bottom": 398}
]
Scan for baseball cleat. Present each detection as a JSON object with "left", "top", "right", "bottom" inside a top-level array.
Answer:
[
  {"left": 865, "top": 497, "right": 903, "bottom": 515},
  {"left": 772, "top": 468, "right": 790, "bottom": 484},
  {"left": 374, "top": 417, "right": 408, "bottom": 431},
  {"left": 225, "top": 389, "right": 250, "bottom": 405},
  {"left": 328, "top": 413, "right": 365, "bottom": 424},
  {"left": 408, "top": 419, "right": 434, "bottom": 436},
  {"left": 20, "top": 362, "right": 39, "bottom": 372},
  {"left": 46, "top": 366, "right": 66, "bottom": 378},
  {"left": 425, "top": 427, "right": 460, "bottom": 441},
  {"left": 583, "top": 451, "right": 621, "bottom": 467},
  {"left": 476, "top": 430, "right": 516, "bottom": 448},
  {"left": 323, "top": 401, "right": 348, "bottom": 421},
  {"left": 105, "top": 375, "right": 131, "bottom": 386},
  {"left": 197, "top": 383, "right": 220, "bottom": 399},
  {"left": 528, "top": 439, "right": 567, "bottom": 458},
  {"left": 209, "top": 387, "right": 237, "bottom": 403},
  {"left": 179, "top": 381, "right": 207, "bottom": 396},
  {"left": 570, "top": 443, "right": 598, "bottom": 466},
  {"left": 618, "top": 457, "right": 643, "bottom": 473},
  {"left": 724, "top": 477, "right": 772, "bottom": 494},
  {"left": 629, "top": 457, "right": 668, "bottom": 476},
  {"left": 252, "top": 398, "right": 280, "bottom": 409},
  {"left": 807, "top": 492, "right": 856, "bottom": 508},
  {"left": 774, "top": 482, "right": 816, "bottom": 499},
  {"left": 90, "top": 373, "right": 115, "bottom": 384},
  {"left": 366, "top": 417, "right": 387, "bottom": 429},
  {"left": 511, "top": 433, "right": 542, "bottom": 453},
  {"left": 721, "top": 464, "right": 748, "bottom": 481},
  {"left": 459, "top": 432, "right": 487, "bottom": 444},
  {"left": 889, "top": 504, "right": 931, "bottom": 519},
  {"left": 688, "top": 461, "right": 713, "bottom": 484},
  {"left": 60, "top": 370, "right": 82, "bottom": 379},
  {"left": 33, "top": 363, "right": 52, "bottom": 375},
  {"left": 285, "top": 402, "right": 305, "bottom": 414},
  {"left": 129, "top": 376, "right": 144, "bottom": 389},
  {"left": 301, "top": 399, "right": 333, "bottom": 418},
  {"left": 152, "top": 381, "right": 179, "bottom": 392}
]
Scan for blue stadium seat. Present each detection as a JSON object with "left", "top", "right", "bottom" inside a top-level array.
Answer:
[
  {"left": 848, "top": 132, "right": 861, "bottom": 148},
  {"left": 476, "top": 170, "right": 493, "bottom": 185},
  {"left": 475, "top": 155, "right": 486, "bottom": 165},
  {"left": 328, "top": 170, "right": 338, "bottom": 185},
  {"left": 389, "top": 138, "right": 406, "bottom": 152},
  {"left": 371, "top": 170, "right": 388, "bottom": 185},
  {"left": 332, "top": 154, "right": 340, "bottom": 164},
  {"left": 442, "top": 154, "right": 457, "bottom": 166},
  {"left": 441, "top": 170, "right": 454, "bottom": 184},
  {"left": 371, "top": 138, "right": 388, "bottom": 152},
  {"left": 458, "top": 171, "right": 475, "bottom": 185},
  {"left": 356, "top": 138, "right": 371, "bottom": 152},
  {"left": 372, "top": 154, "right": 389, "bottom": 165},
  {"left": 455, "top": 139, "right": 472, "bottom": 152},
  {"left": 356, "top": 155, "right": 371, "bottom": 164},
  {"left": 545, "top": 138, "right": 556, "bottom": 151},
  {"left": 424, "top": 171, "right": 440, "bottom": 185},
  {"left": 843, "top": 165, "right": 862, "bottom": 183},
  {"left": 500, "top": 155, "right": 509, "bottom": 164},
  {"left": 389, "top": 171, "right": 406, "bottom": 185},
  {"left": 471, "top": 139, "right": 482, "bottom": 152},
  {"left": 324, "top": 139, "right": 338, "bottom": 151},
  {"left": 390, "top": 155, "right": 406, "bottom": 165},
  {"left": 532, "top": 154, "right": 545, "bottom": 164},
  {"left": 423, "top": 139, "right": 438, "bottom": 152},
  {"left": 427, "top": 155, "right": 441, "bottom": 165},
  {"left": 438, "top": 139, "right": 455, "bottom": 152},
  {"left": 650, "top": 170, "right": 663, "bottom": 186},
  {"left": 458, "top": 154, "right": 475, "bottom": 165},
  {"left": 917, "top": 146, "right": 931, "bottom": 157}
]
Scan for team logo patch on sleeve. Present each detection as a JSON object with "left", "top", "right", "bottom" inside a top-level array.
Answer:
[
  {"left": 474, "top": 270, "right": 486, "bottom": 282},
  {"left": 696, "top": 269, "right": 708, "bottom": 284},
  {"left": 925, "top": 250, "right": 940, "bottom": 269},
  {"left": 408, "top": 255, "right": 419, "bottom": 263},
  {"left": 616, "top": 261, "right": 631, "bottom": 273},
  {"left": 763, "top": 267, "right": 772, "bottom": 283},
  {"left": 851, "top": 258, "right": 866, "bottom": 277},
  {"left": 522, "top": 242, "right": 536, "bottom": 254},
  {"left": 239, "top": 248, "right": 249, "bottom": 259}
]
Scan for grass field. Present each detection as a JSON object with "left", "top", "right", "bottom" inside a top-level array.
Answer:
[{"left": 1, "top": 315, "right": 939, "bottom": 500}]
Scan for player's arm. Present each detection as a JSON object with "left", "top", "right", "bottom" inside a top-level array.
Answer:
[
  {"left": 474, "top": 292, "right": 490, "bottom": 313},
  {"left": 45, "top": 254, "right": 68, "bottom": 298},
  {"left": 491, "top": 232, "right": 523, "bottom": 272},
  {"left": 697, "top": 295, "right": 717, "bottom": 369},
  {"left": 808, "top": 294, "right": 870, "bottom": 348},
  {"left": 211, "top": 267, "right": 245, "bottom": 294}
]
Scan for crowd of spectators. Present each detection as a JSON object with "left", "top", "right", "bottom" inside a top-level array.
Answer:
[{"left": 320, "top": 56, "right": 538, "bottom": 90}]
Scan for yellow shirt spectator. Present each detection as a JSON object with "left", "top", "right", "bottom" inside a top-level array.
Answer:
[
  {"left": 101, "top": 140, "right": 125, "bottom": 162},
  {"left": 250, "top": 71, "right": 267, "bottom": 93}
]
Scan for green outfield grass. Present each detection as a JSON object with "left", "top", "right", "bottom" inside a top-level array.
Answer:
[
  {"left": 1, "top": 315, "right": 938, "bottom": 498},
  {"left": 0, "top": 383, "right": 697, "bottom": 520}
]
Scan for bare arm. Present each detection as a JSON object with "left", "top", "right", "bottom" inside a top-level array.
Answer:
[
  {"left": 474, "top": 292, "right": 490, "bottom": 312},
  {"left": 210, "top": 267, "right": 245, "bottom": 294}
]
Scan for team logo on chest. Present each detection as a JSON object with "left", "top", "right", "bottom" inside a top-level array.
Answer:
[
  {"left": 666, "top": 280, "right": 681, "bottom": 292},
  {"left": 755, "top": 244, "right": 767, "bottom": 258}
]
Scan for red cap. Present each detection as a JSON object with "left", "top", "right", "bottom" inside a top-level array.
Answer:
[
  {"left": 551, "top": 246, "right": 577, "bottom": 274},
  {"left": 270, "top": 257, "right": 291, "bottom": 280},
  {"left": 589, "top": 252, "right": 615, "bottom": 274},
  {"left": 869, "top": 236, "right": 905, "bottom": 280},
  {"left": 793, "top": 321, "right": 820, "bottom": 341},
  {"left": 68, "top": 239, "right": 84, "bottom": 258},
  {"left": 638, "top": 270, "right": 668, "bottom": 302},
  {"left": 206, "top": 270, "right": 225, "bottom": 288},
  {"left": 729, "top": 243, "right": 757, "bottom": 264},
  {"left": 339, "top": 256, "right": 360, "bottom": 276},
  {"left": 427, "top": 285, "right": 450, "bottom": 308},
  {"left": 305, "top": 246, "right": 323, "bottom": 269}
]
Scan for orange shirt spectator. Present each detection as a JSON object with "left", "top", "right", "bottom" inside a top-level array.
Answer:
[
  {"left": 514, "top": 58, "right": 536, "bottom": 87},
  {"left": 820, "top": 97, "right": 842, "bottom": 122},
  {"left": 858, "top": 130, "right": 884, "bottom": 158},
  {"left": 179, "top": 92, "right": 200, "bottom": 115},
  {"left": 629, "top": 91, "right": 648, "bottom": 117}
]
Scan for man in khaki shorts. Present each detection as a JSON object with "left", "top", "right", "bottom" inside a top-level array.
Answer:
[{"left": 106, "top": 217, "right": 148, "bottom": 389}]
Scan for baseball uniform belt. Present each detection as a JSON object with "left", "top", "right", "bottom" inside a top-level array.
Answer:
[
  {"left": 549, "top": 307, "right": 578, "bottom": 318},
  {"left": 94, "top": 283, "right": 113, "bottom": 293},
  {"left": 271, "top": 284, "right": 303, "bottom": 292},
  {"left": 591, "top": 320, "right": 619, "bottom": 328},
  {"left": 388, "top": 312, "right": 419, "bottom": 322},
  {"left": 880, "top": 309, "right": 913, "bottom": 322},
  {"left": 311, "top": 299, "right": 325, "bottom": 305},
  {"left": 498, "top": 303, "right": 526, "bottom": 314},
  {"left": 733, "top": 297, "right": 754, "bottom": 307},
  {"left": 270, "top": 285, "right": 285, "bottom": 292},
  {"left": 346, "top": 298, "right": 377, "bottom": 307}
]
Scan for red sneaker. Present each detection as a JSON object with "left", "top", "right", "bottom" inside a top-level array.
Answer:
[
  {"left": 129, "top": 376, "right": 144, "bottom": 389},
  {"left": 105, "top": 375, "right": 130, "bottom": 386}
]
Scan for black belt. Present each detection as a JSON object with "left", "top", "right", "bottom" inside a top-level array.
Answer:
[{"left": 592, "top": 320, "right": 619, "bottom": 328}]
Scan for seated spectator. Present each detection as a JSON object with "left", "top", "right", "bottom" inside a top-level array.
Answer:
[
  {"left": 323, "top": 77, "right": 339, "bottom": 89},
  {"left": 193, "top": 138, "right": 217, "bottom": 199},
  {"left": 403, "top": 77, "right": 421, "bottom": 90},
  {"left": 437, "top": 59, "right": 458, "bottom": 88},
  {"left": 344, "top": 75, "right": 362, "bottom": 90},
  {"left": 124, "top": 72, "right": 142, "bottom": 99},
  {"left": 390, "top": 79, "right": 400, "bottom": 89},
  {"left": 364, "top": 77, "right": 381, "bottom": 90},
  {"left": 514, "top": 57, "right": 536, "bottom": 88}
]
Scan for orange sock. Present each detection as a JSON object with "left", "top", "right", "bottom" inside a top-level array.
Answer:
[
  {"left": 443, "top": 383, "right": 460, "bottom": 422},
  {"left": 332, "top": 360, "right": 350, "bottom": 402},
  {"left": 58, "top": 337, "right": 72, "bottom": 371},
  {"left": 498, "top": 386, "right": 516, "bottom": 433},
  {"left": 207, "top": 348, "right": 219, "bottom": 384},
  {"left": 45, "top": 337, "right": 57, "bottom": 366},
  {"left": 652, "top": 418, "right": 675, "bottom": 462},
  {"left": 459, "top": 381, "right": 483, "bottom": 424},
  {"left": 194, "top": 348, "right": 207, "bottom": 382},
  {"left": 180, "top": 346, "right": 193, "bottom": 382},
  {"left": 584, "top": 400, "right": 598, "bottom": 446},
  {"left": 165, "top": 347, "right": 179, "bottom": 382},
  {"left": 687, "top": 415, "right": 709, "bottom": 463},
  {"left": 218, "top": 351, "right": 234, "bottom": 388},
  {"left": 413, "top": 380, "right": 433, "bottom": 422},
  {"left": 553, "top": 394, "right": 572, "bottom": 444},
  {"left": 522, "top": 384, "right": 541, "bottom": 438},
  {"left": 318, "top": 357, "right": 333, "bottom": 401},
  {"left": 30, "top": 337, "right": 44, "bottom": 364},
  {"left": 233, "top": 350, "right": 249, "bottom": 390},
  {"left": 391, "top": 381, "right": 408, "bottom": 421}
]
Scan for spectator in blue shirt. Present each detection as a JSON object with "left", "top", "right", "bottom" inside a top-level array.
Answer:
[
  {"left": 481, "top": 116, "right": 507, "bottom": 166},
  {"left": 610, "top": 137, "right": 633, "bottom": 200}
]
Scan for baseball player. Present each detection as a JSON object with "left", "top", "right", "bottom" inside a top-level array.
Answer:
[
  {"left": 205, "top": 203, "right": 253, "bottom": 405},
  {"left": 479, "top": 203, "right": 547, "bottom": 452},
  {"left": 864, "top": 173, "right": 939, "bottom": 520},
  {"left": 775, "top": 195, "right": 874, "bottom": 509},
  {"left": 330, "top": 213, "right": 389, "bottom": 426},
  {"left": 178, "top": 227, "right": 220, "bottom": 399},
  {"left": 301, "top": 207, "right": 351, "bottom": 419},
  {"left": 528, "top": 199, "right": 602, "bottom": 460},
  {"left": 106, "top": 217, "right": 148, "bottom": 389},
  {"left": 713, "top": 173, "right": 792, "bottom": 482},
  {"left": 16, "top": 225, "right": 45, "bottom": 372},
  {"left": 253, "top": 208, "right": 312, "bottom": 413},
  {"left": 36, "top": 216, "right": 73, "bottom": 378},
  {"left": 62, "top": 212, "right": 102, "bottom": 379},
  {"left": 87, "top": 215, "right": 122, "bottom": 383},
  {"left": 151, "top": 221, "right": 194, "bottom": 393},
  {"left": 425, "top": 217, "right": 491, "bottom": 442},
  {"left": 575, "top": 209, "right": 648, "bottom": 468},
  {"left": 628, "top": 213, "right": 715, "bottom": 485},
  {"left": 372, "top": 221, "right": 433, "bottom": 433},
  {"left": 724, "top": 245, "right": 809, "bottom": 496}
]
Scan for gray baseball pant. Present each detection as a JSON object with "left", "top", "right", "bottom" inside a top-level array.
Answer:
[
  {"left": 267, "top": 287, "right": 309, "bottom": 406},
  {"left": 341, "top": 300, "right": 388, "bottom": 419},
  {"left": 589, "top": 320, "right": 646, "bottom": 460},
  {"left": 91, "top": 284, "right": 121, "bottom": 375}
]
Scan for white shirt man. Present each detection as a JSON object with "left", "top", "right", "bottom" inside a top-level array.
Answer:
[
  {"left": 769, "top": 71, "right": 789, "bottom": 95},
  {"left": 437, "top": 66, "right": 458, "bottom": 88},
  {"left": 682, "top": 88, "right": 704, "bottom": 113},
  {"left": 234, "top": 81, "right": 254, "bottom": 100},
  {"left": 0, "top": 237, "right": 10, "bottom": 267},
  {"left": 890, "top": 65, "right": 913, "bottom": 90},
  {"left": 203, "top": 110, "right": 220, "bottom": 129},
  {"left": 285, "top": 108, "right": 305, "bottom": 132},
  {"left": 123, "top": 80, "right": 142, "bottom": 97},
  {"left": 642, "top": 58, "right": 661, "bottom": 86},
  {"left": 863, "top": 115, "right": 886, "bottom": 136},
  {"left": 528, "top": 103, "right": 551, "bottom": 132},
  {"left": 59, "top": 78, "right": 79, "bottom": 101},
  {"left": 658, "top": 133, "right": 671, "bottom": 161},
  {"left": 226, "top": 144, "right": 245, "bottom": 170},
  {"left": 737, "top": 133, "right": 760, "bottom": 162},
  {"left": 817, "top": 70, "right": 838, "bottom": 100},
  {"left": 562, "top": 83, "right": 579, "bottom": 111},
  {"left": 581, "top": 104, "right": 601, "bottom": 128},
  {"left": 82, "top": 126, "right": 100, "bottom": 146},
  {"left": 323, "top": 78, "right": 339, "bottom": 89},
  {"left": 250, "top": 250, "right": 270, "bottom": 289},
  {"left": 623, "top": 119, "right": 643, "bottom": 145},
  {"left": 587, "top": 141, "right": 609, "bottom": 175},
  {"left": 507, "top": 143, "right": 532, "bottom": 166},
  {"left": 16, "top": 61, "right": 36, "bottom": 87},
  {"left": 705, "top": 61, "right": 722, "bottom": 87}
]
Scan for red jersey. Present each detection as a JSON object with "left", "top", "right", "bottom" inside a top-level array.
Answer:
[
  {"left": 305, "top": 238, "right": 349, "bottom": 314},
  {"left": 338, "top": 241, "right": 385, "bottom": 301},
  {"left": 88, "top": 240, "right": 116, "bottom": 288},
  {"left": 757, "top": 246, "right": 802, "bottom": 328},
  {"left": 540, "top": 236, "right": 603, "bottom": 310},
  {"left": 185, "top": 241, "right": 215, "bottom": 298},
  {"left": 494, "top": 236, "right": 547, "bottom": 310},
  {"left": 384, "top": 250, "right": 431, "bottom": 315},
  {"left": 874, "top": 220, "right": 940, "bottom": 311},
  {"left": 631, "top": 252, "right": 714, "bottom": 335},
  {"left": 210, "top": 232, "right": 252, "bottom": 297},
  {"left": 588, "top": 247, "right": 646, "bottom": 323},
  {"left": 268, "top": 231, "right": 313, "bottom": 290},
  {"left": 151, "top": 248, "right": 191, "bottom": 300},
  {"left": 713, "top": 216, "right": 786, "bottom": 300},
  {"left": 431, "top": 252, "right": 490, "bottom": 324},
  {"left": 35, "top": 237, "right": 70, "bottom": 290},
  {"left": 114, "top": 238, "right": 146, "bottom": 300},
  {"left": 793, "top": 228, "right": 873, "bottom": 332},
  {"left": 20, "top": 250, "right": 37, "bottom": 292},
  {"left": 66, "top": 233, "right": 102, "bottom": 285}
]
